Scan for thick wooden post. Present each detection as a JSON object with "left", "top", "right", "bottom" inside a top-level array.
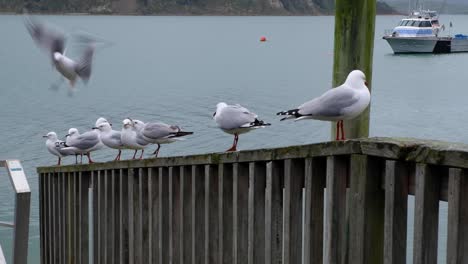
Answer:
[{"left": 331, "top": 0, "right": 376, "bottom": 139}]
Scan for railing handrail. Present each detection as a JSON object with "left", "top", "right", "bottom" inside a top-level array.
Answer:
[
  {"left": 0, "top": 160, "right": 31, "bottom": 264},
  {"left": 37, "top": 137, "right": 468, "bottom": 172}
]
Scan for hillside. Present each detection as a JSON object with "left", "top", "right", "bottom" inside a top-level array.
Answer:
[
  {"left": 1, "top": 0, "right": 398, "bottom": 15},
  {"left": 385, "top": 0, "right": 468, "bottom": 14}
]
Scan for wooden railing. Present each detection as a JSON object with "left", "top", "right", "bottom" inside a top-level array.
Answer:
[{"left": 36, "top": 137, "right": 468, "bottom": 264}]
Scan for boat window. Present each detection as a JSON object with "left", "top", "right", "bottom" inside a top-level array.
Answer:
[
  {"left": 432, "top": 20, "right": 439, "bottom": 26},
  {"left": 411, "top": 21, "right": 421, "bottom": 27},
  {"left": 399, "top": 21, "right": 406, "bottom": 26},
  {"left": 421, "top": 21, "right": 431, "bottom": 27}
]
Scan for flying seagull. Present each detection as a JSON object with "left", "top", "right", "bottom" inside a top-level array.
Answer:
[
  {"left": 213, "top": 102, "right": 270, "bottom": 152},
  {"left": 277, "top": 70, "right": 370, "bottom": 140},
  {"left": 25, "top": 16, "right": 95, "bottom": 88}
]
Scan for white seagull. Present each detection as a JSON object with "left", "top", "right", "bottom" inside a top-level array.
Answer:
[
  {"left": 25, "top": 16, "right": 95, "bottom": 88},
  {"left": 277, "top": 70, "right": 370, "bottom": 141},
  {"left": 94, "top": 121, "right": 125, "bottom": 161},
  {"left": 64, "top": 127, "right": 102, "bottom": 163},
  {"left": 132, "top": 119, "right": 193, "bottom": 157},
  {"left": 43, "top": 131, "right": 76, "bottom": 165},
  {"left": 213, "top": 102, "right": 271, "bottom": 152},
  {"left": 121, "top": 119, "right": 149, "bottom": 159}
]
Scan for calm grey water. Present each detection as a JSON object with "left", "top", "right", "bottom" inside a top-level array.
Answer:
[{"left": 1, "top": 14, "right": 468, "bottom": 263}]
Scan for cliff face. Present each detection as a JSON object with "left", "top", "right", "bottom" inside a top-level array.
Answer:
[{"left": 3, "top": 0, "right": 396, "bottom": 15}]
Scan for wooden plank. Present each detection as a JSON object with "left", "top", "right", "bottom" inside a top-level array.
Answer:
[
  {"left": 324, "top": 155, "right": 348, "bottom": 264},
  {"left": 447, "top": 168, "right": 468, "bottom": 264},
  {"left": 120, "top": 169, "right": 130, "bottom": 264},
  {"left": 59, "top": 173, "right": 64, "bottom": 264},
  {"left": 248, "top": 162, "right": 267, "bottom": 264},
  {"left": 233, "top": 163, "right": 249, "bottom": 264},
  {"left": 348, "top": 155, "right": 385, "bottom": 264},
  {"left": 113, "top": 169, "right": 121, "bottom": 264},
  {"left": 283, "top": 159, "right": 304, "bottom": 264},
  {"left": 181, "top": 166, "right": 193, "bottom": 264},
  {"left": 150, "top": 168, "right": 159, "bottom": 264},
  {"left": 205, "top": 164, "right": 219, "bottom": 264},
  {"left": 53, "top": 173, "right": 59, "bottom": 264},
  {"left": 128, "top": 169, "right": 136, "bottom": 264},
  {"left": 169, "top": 166, "right": 181, "bottom": 264},
  {"left": 413, "top": 164, "right": 441, "bottom": 264},
  {"left": 74, "top": 172, "right": 80, "bottom": 264},
  {"left": 39, "top": 174, "right": 45, "bottom": 264},
  {"left": 140, "top": 168, "right": 150, "bottom": 264},
  {"left": 103, "top": 170, "right": 109, "bottom": 264},
  {"left": 159, "top": 167, "right": 170, "bottom": 264},
  {"left": 219, "top": 164, "right": 234, "bottom": 264},
  {"left": 192, "top": 165, "right": 205, "bottom": 264},
  {"left": 304, "top": 158, "right": 326, "bottom": 264},
  {"left": 265, "top": 161, "right": 283, "bottom": 264},
  {"left": 384, "top": 160, "right": 408, "bottom": 264},
  {"left": 80, "top": 171, "right": 90, "bottom": 264},
  {"left": 109, "top": 170, "right": 116, "bottom": 264},
  {"left": 92, "top": 171, "right": 99, "bottom": 264},
  {"left": 133, "top": 169, "right": 142, "bottom": 264},
  {"left": 98, "top": 170, "right": 104, "bottom": 264}
]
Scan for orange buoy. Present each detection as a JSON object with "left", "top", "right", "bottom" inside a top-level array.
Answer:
[{"left": 260, "top": 36, "right": 267, "bottom": 42}]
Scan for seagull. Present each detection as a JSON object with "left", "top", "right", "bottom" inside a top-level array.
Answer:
[
  {"left": 43, "top": 131, "right": 76, "bottom": 165},
  {"left": 213, "top": 102, "right": 271, "bottom": 152},
  {"left": 64, "top": 127, "right": 102, "bottom": 163},
  {"left": 276, "top": 70, "right": 370, "bottom": 141},
  {"left": 94, "top": 121, "right": 125, "bottom": 161},
  {"left": 132, "top": 119, "right": 193, "bottom": 157},
  {"left": 25, "top": 16, "right": 95, "bottom": 88},
  {"left": 120, "top": 119, "right": 149, "bottom": 159}
]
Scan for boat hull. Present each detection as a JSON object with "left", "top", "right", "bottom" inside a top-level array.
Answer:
[{"left": 383, "top": 36, "right": 468, "bottom": 54}]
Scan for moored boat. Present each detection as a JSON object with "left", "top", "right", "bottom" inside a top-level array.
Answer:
[{"left": 383, "top": 10, "right": 468, "bottom": 53}]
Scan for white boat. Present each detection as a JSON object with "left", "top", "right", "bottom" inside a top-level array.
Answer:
[{"left": 383, "top": 10, "right": 468, "bottom": 53}]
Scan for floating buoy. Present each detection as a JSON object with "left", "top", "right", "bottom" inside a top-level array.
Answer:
[{"left": 260, "top": 36, "right": 267, "bottom": 42}]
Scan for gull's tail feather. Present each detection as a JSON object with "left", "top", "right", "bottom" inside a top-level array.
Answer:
[
  {"left": 277, "top": 108, "right": 303, "bottom": 121},
  {"left": 243, "top": 118, "right": 271, "bottom": 128},
  {"left": 169, "top": 131, "right": 194, "bottom": 138}
]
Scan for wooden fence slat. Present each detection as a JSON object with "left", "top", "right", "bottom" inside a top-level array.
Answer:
[
  {"left": 219, "top": 164, "right": 234, "bottom": 264},
  {"left": 140, "top": 168, "right": 150, "bottom": 264},
  {"left": 413, "top": 164, "right": 441, "bottom": 264},
  {"left": 324, "top": 156, "right": 348, "bottom": 264},
  {"left": 169, "top": 166, "right": 181, "bottom": 264},
  {"left": 284, "top": 159, "right": 304, "bottom": 264},
  {"left": 265, "top": 161, "right": 283, "bottom": 264},
  {"left": 248, "top": 162, "right": 266, "bottom": 264},
  {"left": 192, "top": 165, "right": 205, "bottom": 264},
  {"left": 80, "top": 171, "right": 90, "bottom": 264},
  {"left": 159, "top": 167, "right": 170, "bottom": 264},
  {"left": 120, "top": 169, "right": 130, "bottom": 264},
  {"left": 304, "top": 158, "right": 326, "bottom": 264},
  {"left": 384, "top": 160, "right": 408, "bottom": 264},
  {"left": 150, "top": 168, "right": 159, "bottom": 264},
  {"left": 205, "top": 164, "right": 219, "bottom": 264},
  {"left": 233, "top": 163, "right": 249, "bottom": 264},
  {"left": 182, "top": 166, "right": 193, "bottom": 264},
  {"left": 348, "top": 155, "right": 385, "bottom": 264},
  {"left": 447, "top": 168, "right": 468, "bottom": 264}
]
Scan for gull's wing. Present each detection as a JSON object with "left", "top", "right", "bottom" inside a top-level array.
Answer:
[
  {"left": 25, "top": 17, "right": 66, "bottom": 61},
  {"left": 216, "top": 105, "right": 258, "bottom": 130},
  {"left": 75, "top": 44, "right": 94, "bottom": 83},
  {"left": 142, "top": 122, "right": 178, "bottom": 140},
  {"left": 298, "top": 85, "right": 359, "bottom": 117},
  {"left": 71, "top": 131, "right": 99, "bottom": 150}
]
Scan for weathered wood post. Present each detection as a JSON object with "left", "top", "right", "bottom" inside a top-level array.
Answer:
[{"left": 331, "top": 0, "right": 376, "bottom": 139}]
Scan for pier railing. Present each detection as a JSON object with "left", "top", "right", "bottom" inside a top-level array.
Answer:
[{"left": 37, "top": 137, "right": 468, "bottom": 264}]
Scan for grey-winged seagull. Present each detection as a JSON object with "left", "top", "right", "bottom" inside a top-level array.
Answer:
[
  {"left": 64, "top": 127, "right": 102, "bottom": 163},
  {"left": 121, "top": 118, "right": 149, "bottom": 159},
  {"left": 43, "top": 131, "right": 76, "bottom": 165},
  {"left": 94, "top": 121, "right": 125, "bottom": 161},
  {"left": 25, "top": 16, "right": 95, "bottom": 88},
  {"left": 213, "top": 102, "right": 270, "bottom": 152},
  {"left": 132, "top": 119, "right": 193, "bottom": 157},
  {"left": 277, "top": 70, "right": 370, "bottom": 141}
]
